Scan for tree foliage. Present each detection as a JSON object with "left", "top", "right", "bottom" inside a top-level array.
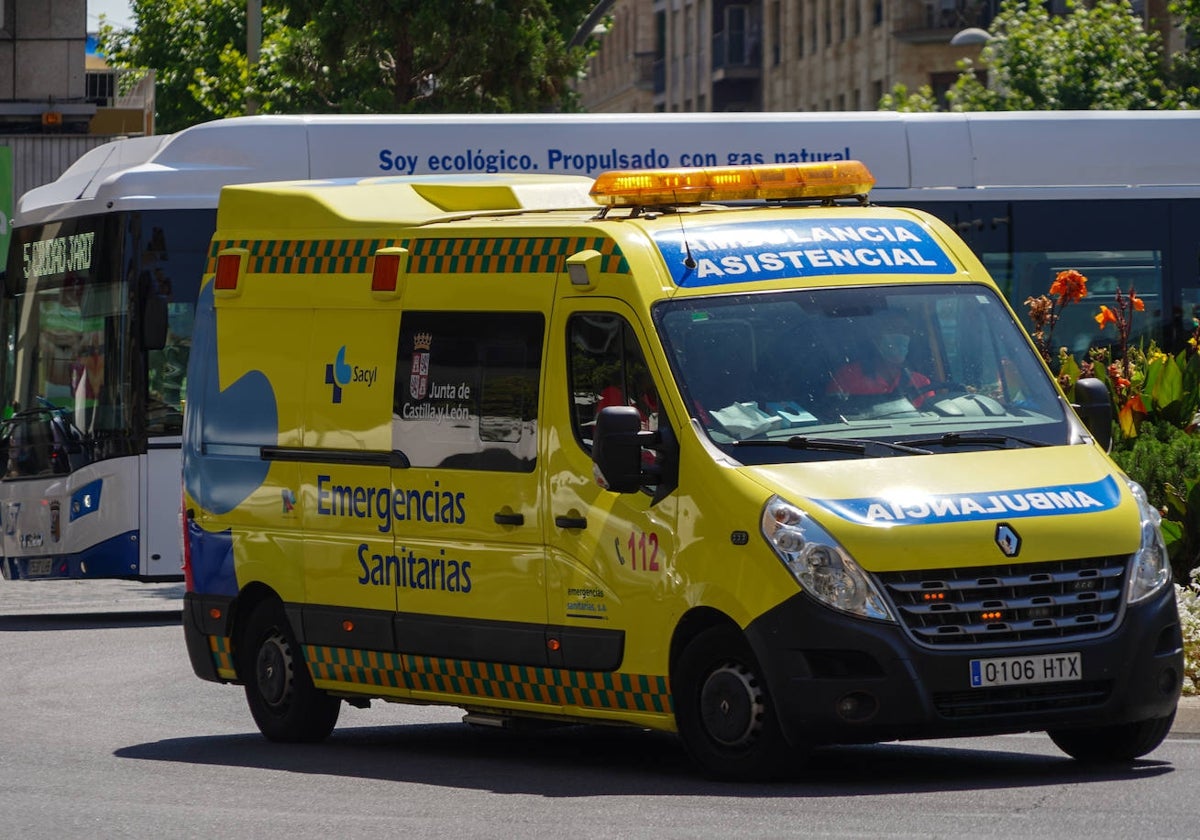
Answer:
[
  {"left": 100, "top": 0, "right": 598, "bottom": 133},
  {"left": 1167, "top": 0, "right": 1200, "bottom": 106},
  {"left": 882, "top": 0, "right": 1183, "bottom": 111}
]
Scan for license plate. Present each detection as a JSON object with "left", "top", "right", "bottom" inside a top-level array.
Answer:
[
  {"left": 969, "top": 652, "right": 1081, "bottom": 688},
  {"left": 26, "top": 558, "right": 53, "bottom": 577}
]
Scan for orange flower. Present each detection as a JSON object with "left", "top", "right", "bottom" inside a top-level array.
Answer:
[
  {"left": 1095, "top": 305, "right": 1117, "bottom": 329},
  {"left": 1131, "top": 293, "right": 1145, "bottom": 312},
  {"left": 1050, "top": 269, "right": 1088, "bottom": 304}
]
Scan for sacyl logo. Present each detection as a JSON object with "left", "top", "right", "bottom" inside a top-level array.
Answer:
[{"left": 325, "top": 346, "right": 378, "bottom": 404}]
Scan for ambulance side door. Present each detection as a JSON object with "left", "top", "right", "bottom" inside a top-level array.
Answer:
[
  {"left": 543, "top": 301, "right": 679, "bottom": 682},
  {"left": 389, "top": 309, "right": 550, "bottom": 679}
]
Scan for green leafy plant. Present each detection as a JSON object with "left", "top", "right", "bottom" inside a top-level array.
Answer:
[{"left": 1027, "top": 270, "right": 1200, "bottom": 585}]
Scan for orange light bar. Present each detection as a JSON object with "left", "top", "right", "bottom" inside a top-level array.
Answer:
[{"left": 589, "top": 161, "right": 875, "bottom": 206}]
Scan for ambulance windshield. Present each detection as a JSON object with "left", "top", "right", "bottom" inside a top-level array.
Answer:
[{"left": 655, "top": 284, "right": 1070, "bottom": 460}]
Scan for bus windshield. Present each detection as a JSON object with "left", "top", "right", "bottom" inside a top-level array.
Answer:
[
  {"left": 655, "top": 284, "right": 1069, "bottom": 462},
  {"left": 1, "top": 211, "right": 204, "bottom": 478}
]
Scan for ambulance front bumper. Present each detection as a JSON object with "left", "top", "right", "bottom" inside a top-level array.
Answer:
[{"left": 745, "top": 582, "right": 1183, "bottom": 747}]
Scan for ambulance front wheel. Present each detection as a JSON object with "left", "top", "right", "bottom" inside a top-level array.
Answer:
[
  {"left": 674, "top": 625, "right": 798, "bottom": 781},
  {"left": 240, "top": 598, "right": 341, "bottom": 742},
  {"left": 1047, "top": 712, "right": 1174, "bottom": 763}
]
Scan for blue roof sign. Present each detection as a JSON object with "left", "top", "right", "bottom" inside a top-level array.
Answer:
[{"left": 651, "top": 218, "right": 957, "bottom": 287}]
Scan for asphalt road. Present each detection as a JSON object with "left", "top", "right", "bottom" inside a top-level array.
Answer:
[{"left": 3, "top": 577, "right": 1200, "bottom": 840}]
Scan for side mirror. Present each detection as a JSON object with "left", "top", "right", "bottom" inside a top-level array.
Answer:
[
  {"left": 593, "top": 406, "right": 650, "bottom": 493},
  {"left": 1072, "top": 376, "right": 1112, "bottom": 451},
  {"left": 143, "top": 293, "right": 169, "bottom": 351}
]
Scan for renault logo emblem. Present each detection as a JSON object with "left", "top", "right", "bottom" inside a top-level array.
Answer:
[{"left": 995, "top": 523, "right": 1021, "bottom": 557}]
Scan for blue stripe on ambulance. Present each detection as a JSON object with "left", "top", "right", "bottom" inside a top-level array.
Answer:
[{"left": 812, "top": 475, "right": 1121, "bottom": 527}]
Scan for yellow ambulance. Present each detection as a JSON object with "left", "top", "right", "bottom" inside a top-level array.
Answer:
[{"left": 181, "top": 162, "right": 1182, "bottom": 780}]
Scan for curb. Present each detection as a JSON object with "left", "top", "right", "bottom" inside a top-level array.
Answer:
[{"left": 1173, "top": 695, "right": 1200, "bottom": 735}]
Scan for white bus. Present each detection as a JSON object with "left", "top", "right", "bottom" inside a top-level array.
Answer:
[{"left": 2, "top": 111, "right": 1198, "bottom": 580}]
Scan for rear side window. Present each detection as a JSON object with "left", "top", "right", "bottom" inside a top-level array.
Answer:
[{"left": 393, "top": 311, "right": 543, "bottom": 472}]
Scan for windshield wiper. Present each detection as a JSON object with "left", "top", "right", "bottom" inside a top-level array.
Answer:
[
  {"left": 903, "top": 432, "right": 1047, "bottom": 450},
  {"left": 730, "top": 435, "right": 932, "bottom": 456}
]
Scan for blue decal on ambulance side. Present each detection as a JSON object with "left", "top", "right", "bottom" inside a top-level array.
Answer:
[
  {"left": 183, "top": 282, "right": 278, "bottom": 516},
  {"left": 652, "top": 219, "right": 957, "bottom": 287},
  {"left": 813, "top": 475, "right": 1121, "bottom": 527}
]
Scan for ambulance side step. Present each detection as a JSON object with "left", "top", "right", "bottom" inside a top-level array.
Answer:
[{"left": 462, "top": 712, "right": 570, "bottom": 732}]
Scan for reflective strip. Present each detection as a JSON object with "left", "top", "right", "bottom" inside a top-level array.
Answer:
[
  {"left": 207, "top": 236, "right": 630, "bottom": 277},
  {"left": 208, "top": 635, "right": 236, "bottom": 679},
  {"left": 304, "top": 645, "right": 671, "bottom": 712}
]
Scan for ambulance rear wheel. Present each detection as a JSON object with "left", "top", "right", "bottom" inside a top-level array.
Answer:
[
  {"left": 674, "top": 625, "right": 795, "bottom": 781},
  {"left": 1047, "top": 712, "right": 1175, "bottom": 763},
  {"left": 241, "top": 599, "right": 340, "bottom": 742}
]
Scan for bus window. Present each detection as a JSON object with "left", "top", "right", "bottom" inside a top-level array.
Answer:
[
  {"left": 126, "top": 213, "right": 206, "bottom": 438},
  {"left": 993, "top": 249, "right": 1164, "bottom": 359}
]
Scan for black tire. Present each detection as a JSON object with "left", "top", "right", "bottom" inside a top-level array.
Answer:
[
  {"left": 240, "top": 599, "right": 340, "bottom": 742},
  {"left": 1047, "top": 712, "right": 1175, "bottom": 763},
  {"left": 673, "top": 625, "right": 799, "bottom": 781}
]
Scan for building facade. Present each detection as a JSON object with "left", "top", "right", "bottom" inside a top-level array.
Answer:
[{"left": 577, "top": 0, "right": 1176, "bottom": 113}]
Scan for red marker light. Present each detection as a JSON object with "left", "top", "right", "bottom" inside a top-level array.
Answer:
[
  {"left": 371, "top": 252, "right": 402, "bottom": 293},
  {"left": 215, "top": 253, "right": 241, "bottom": 290}
]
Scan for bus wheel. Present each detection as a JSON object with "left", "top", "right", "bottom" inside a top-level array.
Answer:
[
  {"left": 674, "top": 625, "right": 796, "bottom": 781},
  {"left": 1047, "top": 712, "right": 1175, "bottom": 763},
  {"left": 240, "top": 599, "right": 340, "bottom": 742}
]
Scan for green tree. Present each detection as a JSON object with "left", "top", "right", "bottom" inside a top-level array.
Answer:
[
  {"left": 99, "top": 0, "right": 275, "bottom": 133},
  {"left": 274, "top": 0, "right": 595, "bottom": 113},
  {"left": 881, "top": 1, "right": 1166, "bottom": 111},
  {"left": 876, "top": 83, "right": 938, "bottom": 112},
  {"left": 100, "top": 0, "right": 598, "bottom": 134},
  {"left": 1166, "top": 0, "right": 1200, "bottom": 106}
]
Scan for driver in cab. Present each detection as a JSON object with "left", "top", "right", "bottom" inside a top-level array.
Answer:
[{"left": 827, "top": 310, "right": 935, "bottom": 407}]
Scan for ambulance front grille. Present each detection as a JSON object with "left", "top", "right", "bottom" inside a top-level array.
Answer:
[
  {"left": 933, "top": 680, "right": 1113, "bottom": 719},
  {"left": 877, "top": 555, "right": 1129, "bottom": 648}
]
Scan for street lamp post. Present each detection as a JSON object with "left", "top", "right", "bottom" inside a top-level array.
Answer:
[{"left": 950, "top": 27, "right": 993, "bottom": 46}]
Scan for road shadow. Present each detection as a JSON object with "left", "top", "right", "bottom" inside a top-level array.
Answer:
[
  {"left": 0, "top": 611, "right": 181, "bottom": 631},
  {"left": 114, "top": 719, "right": 1173, "bottom": 796}
]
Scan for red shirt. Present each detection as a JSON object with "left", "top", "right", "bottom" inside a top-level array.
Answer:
[{"left": 829, "top": 363, "right": 933, "bottom": 406}]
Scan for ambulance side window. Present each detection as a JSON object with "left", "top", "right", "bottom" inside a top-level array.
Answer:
[
  {"left": 393, "top": 311, "right": 542, "bottom": 472},
  {"left": 567, "top": 313, "right": 660, "bottom": 462}
]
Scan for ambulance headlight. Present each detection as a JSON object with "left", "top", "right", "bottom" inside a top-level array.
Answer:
[
  {"left": 762, "top": 496, "right": 893, "bottom": 621},
  {"left": 1125, "top": 479, "right": 1171, "bottom": 604}
]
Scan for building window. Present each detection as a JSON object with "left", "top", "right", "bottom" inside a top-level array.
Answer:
[
  {"left": 85, "top": 72, "right": 117, "bottom": 106},
  {"left": 771, "top": 1, "right": 781, "bottom": 65}
]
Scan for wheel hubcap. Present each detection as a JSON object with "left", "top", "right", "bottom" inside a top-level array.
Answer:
[
  {"left": 699, "top": 662, "right": 764, "bottom": 747},
  {"left": 256, "top": 630, "right": 291, "bottom": 708}
]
